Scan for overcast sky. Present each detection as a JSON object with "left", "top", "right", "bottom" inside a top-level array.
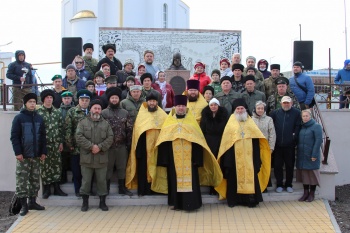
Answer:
[{"left": 0, "top": 0, "right": 348, "bottom": 82}]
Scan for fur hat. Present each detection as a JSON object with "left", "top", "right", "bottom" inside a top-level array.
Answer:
[
  {"left": 89, "top": 99, "right": 103, "bottom": 109},
  {"left": 106, "top": 87, "right": 122, "bottom": 100},
  {"left": 40, "top": 89, "right": 55, "bottom": 102},
  {"left": 244, "top": 75, "right": 256, "bottom": 83},
  {"left": 270, "top": 64, "right": 280, "bottom": 70},
  {"left": 220, "top": 76, "right": 232, "bottom": 84},
  {"left": 174, "top": 95, "right": 188, "bottom": 106},
  {"left": 146, "top": 92, "right": 158, "bottom": 101},
  {"left": 232, "top": 64, "right": 244, "bottom": 72},
  {"left": 102, "top": 44, "right": 116, "bottom": 54},
  {"left": 83, "top": 43, "right": 94, "bottom": 51},
  {"left": 232, "top": 98, "right": 248, "bottom": 111},
  {"left": 23, "top": 93, "right": 37, "bottom": 105},
  {"left": 140, "top": 73, "right": 153, "bottom": 84},
  {"left": 187, "top": 80, "right": 200, "bottom": 90}
]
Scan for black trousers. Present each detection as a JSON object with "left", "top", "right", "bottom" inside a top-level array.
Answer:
[{"left": 273, "top": 145, "right": 295, "bottom": 188}]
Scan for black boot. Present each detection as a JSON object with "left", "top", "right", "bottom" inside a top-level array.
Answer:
[
  {"left": 81, "top": 195, "right": 89, "bottom": 212},
  {"left": 19, "top": 198, "right": 28, "bottom": 216},
  {"left": 306, "top": 185, "right": 316, "bottom": 202},
  {"left": 28, "top": 197, "right": 45, "bottom": 210},
  {"left": 99, "top": 196, "right": 108, "bottom": 211},
  {"left": 118, "top": 179, "right": 133, "bottom": 196},
  {"left": 60, "top": 170, "right": 68, "bottom": 184},
  {"left": 299, "top": 185, "right": 310, "bottom": 202},
  {"left": 42, "top": 184, "right": 51, "bottom": 199},
  {"left": 53, "top": 182, "right": 68, "bottom": 196}
]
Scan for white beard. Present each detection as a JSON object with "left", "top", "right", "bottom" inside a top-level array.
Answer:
[
  {"left": 234, "top": 111, "right": 248, "bottom": 122},
  {"left": 91, "top": 113, "right": 101, "bottom": 120}
]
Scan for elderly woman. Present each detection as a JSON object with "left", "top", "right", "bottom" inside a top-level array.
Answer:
[
  {"left": 200, "top": 98, "right": 228, "bottom": 195},
  {"left": 296, "top": 109, "right": 322, "bottom": 202},
  {"left": 252, "top": 101, "right": 276, "bottom": 192},
  {"left": 252, "top": 101, "right": 276, "bottom": 153},
  {"left": 151, "top": 71, "right": 175, "bottom": 109}
]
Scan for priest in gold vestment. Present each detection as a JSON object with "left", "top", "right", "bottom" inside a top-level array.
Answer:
[
  {"left": 216, "top": 98, "right": 270, "bottom": 208},
  {"left": 125, "top": 93, "right": 167, "bottom": 196},
  {"left": 185, "top": 80, "right": 208, "bottom": 124},
  {"left": 151, "top": 95, "right": 222, "bottom": 211}
]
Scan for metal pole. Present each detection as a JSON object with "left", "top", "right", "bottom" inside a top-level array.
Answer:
[
  {"left": 345, "top": 0, "right": 348, "bottom": 58},
  {"left": 299, "top": 24, "right": 302, "bottom": 40}
]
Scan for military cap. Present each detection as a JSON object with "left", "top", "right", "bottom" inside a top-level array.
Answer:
[
  {"left": 61, "top": 91, "right": 73, "bottom": 98},
  {"left": 275, "top": 76, "right": 289, "bottom": 85},
  {"left": 51, "top": 74, "right": 62, "bottom": 81},
  {"left": 77, "top": 89, "right": 92, "bottom": 99}
]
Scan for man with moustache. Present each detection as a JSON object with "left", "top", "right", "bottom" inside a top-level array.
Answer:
[
  {"left": 76, "top": 99, "right": 114, "bottom": 212},
  {"left": 151, "top": 95, "right": 222, "bottom": 211},
  {"left": 125, "top": 92, "right": 167, "bottom": 196},
  {"left": 120, "top": 85, "right": 146, "bottom": 123},
  {"left": 270, "top": 96, "right": 301, "bottom": 193},
  {"left": 185, "top": 79, "right": 208, "bottom": 124},
  {"left": 96, "top": 44, "right": 123, "bottom": 75},
  {"left": 82, "top": 43, "right": 98, "bottom": 78},
  {"left": 143, "top": 50, "right": 159, "bottom": 81},
  {"left": 65, "top": 90, "right": 92, "bottom": 196},
  {"left": 102, "top": 87, "right": 133, "bottom": 196},
  {"left": 216, "top": 98, "right": 270, "bottom": 208}
]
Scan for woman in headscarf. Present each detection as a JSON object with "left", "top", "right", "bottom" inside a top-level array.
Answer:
[{"left": 151, "top": 71, "right": 175, "bottom": 109}]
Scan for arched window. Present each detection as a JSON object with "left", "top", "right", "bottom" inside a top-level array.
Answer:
[{"left": 163, "top": 3, "right": 168, "bottom": 28}]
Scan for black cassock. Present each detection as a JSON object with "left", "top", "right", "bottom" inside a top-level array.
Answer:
[
  {"left": 136, "top": 132, "right": 152, "bottom": 196},
  {"left": 221, "top": 138, "right": 263, "bottom": 207},
  {"left": 157, "top": 141, "right": 203, "bottom": 211}
]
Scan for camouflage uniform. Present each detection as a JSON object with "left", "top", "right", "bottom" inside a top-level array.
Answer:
[
  {"left": 264, "top": 75, "right": 291, "bottom": 99},
  {"left": 65, "top": 105, "right": 88, "bottom": 193},
  {"left": 231, "top": 79, "right": 245, "bottom": 93},
  {"left": 208, "top": 82, "right": 222, "bottom": 95},
  {"left": 37, "top": 106, "right": 64, "bottom": 185},
  {"left": 16, "top": 158, "right": 41, "bottom": 198},
  {"left": 266, "top": 91, "right": 301, "bottom": 115},
  {"left": 83, "top": 56, "right": 98, "bottom": 78}
]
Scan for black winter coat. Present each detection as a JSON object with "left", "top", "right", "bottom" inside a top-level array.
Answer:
[
  {"left": 6, "top": 50, "right": 33, "bottom": 85},
  {"left": 10, "top": 109, "right": 47, "bottom": 158},
  {"left": 200, "top": 106, "right": 229, "bottom": 157},
  {"left": 96, "top": 56, "right": 123, "bottom": 75},
  {"left": 270, "top": 107, "right": 301, "bottom": 147}
]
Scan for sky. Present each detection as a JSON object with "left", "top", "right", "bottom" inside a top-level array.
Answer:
[{"left": 0, "top": 0, "right": 349, "bottom": 83}]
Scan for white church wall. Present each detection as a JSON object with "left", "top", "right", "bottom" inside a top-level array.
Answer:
[
  {"left": 123, "top": 1, "right": 147, "bottom": 28},
  {"left": 176, "top": 2, "right": 189, "bottom": 28},
  {"left": 100, "top": 0, "right": 120, "bottom": 27}
]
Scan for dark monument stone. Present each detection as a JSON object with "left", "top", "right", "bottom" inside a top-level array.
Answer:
[{"left": 165, "top": 70, "right": 190, "bottom": 95}]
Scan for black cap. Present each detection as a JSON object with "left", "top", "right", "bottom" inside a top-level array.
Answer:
[
  {"left": 232, "top": 98, "right": 248, "bottom": 111},
  {"left": 140, "top": 73, "right": 153, "bottom": 84},
  {"left": 232, "top": 64, "right": 244, "bottom": 72},
  {"left": 83, "top": 43, "right": 94, "bottom": 51},
  {"left": 275, "top": 76, "right": 289, "bottom": 85},
  {"left": 220, "top": 76, "right": 232, "bottom": 84},
  {"left": 293, "top": 61, "right": 304, "bottom": 69},
  {"left": 203, "top": 85, "right": 214, "bottom": 95},
  {"left": 244, "top": 75, "right": 256, "bottom": 83},
  {"left": 270, "top": 64, "right": 280, "bottom": 70}
]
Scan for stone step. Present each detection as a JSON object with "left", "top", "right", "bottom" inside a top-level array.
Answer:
[{"left": 38, "top": 184, "right": 318, "bottom": 207}]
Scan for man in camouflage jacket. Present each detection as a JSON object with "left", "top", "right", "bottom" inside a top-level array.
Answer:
[
  {"left": 102, "top": 87, "right": 133, "bottom": 196},
  {"left": 64, "top": 90, "right": 92, "bottom": 196},
  {"left": 266, "top": 77, "right": 300, "bottom": 115},
  {"left": 37, "top": 89, "right": 67, "bottom": 199}
]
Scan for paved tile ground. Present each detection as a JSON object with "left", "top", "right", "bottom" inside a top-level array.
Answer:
[{"left": 8, "top": 200, "right": 338, "bottom": 233}]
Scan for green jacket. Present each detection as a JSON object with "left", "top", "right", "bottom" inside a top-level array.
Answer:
[
  {"left": 83, "top": 56, "right": 98, "bottom": 78},
  {"left": 266, "top": 91, "right": 300, "bottom": 115},
  {"left": 241, "top": 90, "right": 266, "bottom": 115},
  {"left": 75, "top": 115, "right": 114, "bottom": 168},
  {"left": 215, "top": 89, "right": 242, "bottom": 114},
  {"left": 208, "top": 82, "right": 222, "bottom": 95},
  {"left": 120, "top": 93, "right": 145, "bottom": 123},
  {"left": 37, "top": 106, "right": 63, "bottom": 145},
  {"left": 65, "top": 105, "right": 88, "bottom": 155}
]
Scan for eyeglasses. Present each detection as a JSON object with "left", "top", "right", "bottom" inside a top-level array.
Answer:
[{"left": 75, "top": 62, "right": 83, "bottom": 64}]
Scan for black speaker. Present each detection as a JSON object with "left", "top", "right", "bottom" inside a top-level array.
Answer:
[
  {"left": 62, "top": 37, "right": 83, "bottom": 68},
  {"left": 293, "top": 41, "right": 313, "bottom": 70}
]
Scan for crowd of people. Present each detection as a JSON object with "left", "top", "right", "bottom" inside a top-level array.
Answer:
[{"left": 8, "top": 43, "right": 324, "bottom": 216}]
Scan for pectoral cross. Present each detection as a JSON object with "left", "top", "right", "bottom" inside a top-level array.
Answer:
[
  {"left": 241, "top": 131, "right": 245, "bottom": 138},
  {"left": 178, "top": 126, "right": 182, "bottom": 133}
]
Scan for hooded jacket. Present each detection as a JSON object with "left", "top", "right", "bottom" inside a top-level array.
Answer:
[
  {"left": 6, "top": 50, "right": 33, "bottom": 85},
  {"left": 11, "top": 108, "right": 47, "bottom": 158},
  {"left": 257, "top": 59, "right": 271, "bottom": 79}
]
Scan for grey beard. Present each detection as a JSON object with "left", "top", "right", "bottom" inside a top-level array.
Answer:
[
  {"left": 234, "top": 111, "right": 248, "bottom": 122},
  {"left": 91, "top": 113, "right": 101, "bottom": 120}
]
